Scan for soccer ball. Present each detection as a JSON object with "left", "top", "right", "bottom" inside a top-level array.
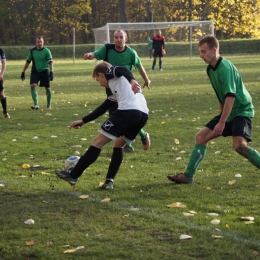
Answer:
[{"left": 64, "top": 156, "right": 80, "bottom": 172}]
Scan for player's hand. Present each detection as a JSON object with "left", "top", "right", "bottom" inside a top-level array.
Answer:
[
  {"left": 143, "top": 80, "right": 151, "bottom": 90},
  {"left": 213, "top": 122, "right": 225, "bottom": 136},
  {"left": 83, "top": 53, "right": 92, "bottom": 60},
  {"left": 130, "top": 79, "right": 141, "bottom": 94},
  {"left": 49, "top": 71, "right": 53, "bottom": 81},
  {"left": 152, "top": 49, "right": 154, "bottom": 54},
  {"left": 21, "top": 72, "right": 25, "bottom": 81},
  {"left": 70, "top": 120, "right": 84, "bottom": 129},
  {"left": 162, "top": 49, "right": 166, "bottom": 55}
]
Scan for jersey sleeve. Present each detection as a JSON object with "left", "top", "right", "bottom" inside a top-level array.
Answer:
[
  {"left": 105, "top": 66, "right": 135, "bottom": 83},
  {"left": 131, "top": 49, "right": 142, "bottom": 69},
  {"left": 46, "top": 48, "right": 52, "bottom": 63},
  {"left": 93, "top": 45, "right": 106, "bottom": 61},
  {"left": 0, "top": 48, "right": 6, "bottom": 60}
]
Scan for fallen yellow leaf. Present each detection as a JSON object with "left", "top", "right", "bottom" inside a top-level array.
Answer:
[
  {"left": 79, "top": 195, "right": 89, "bottom": 199},
  {"left": 22, "top": 164, "right": 30, "bottom": 169},
  {"left": 100, "top": 198, "right": 110, "bottom": 203},
  {"left": 228, "top": 180, "right": 236, "bottom": 185},
  {"left": 174, "top": 139, "right": 180, "bottom": 144},
  {"left": 25, "top": 240, "right": 36, "bottom": 246},
  {"left": 167, "top": 202, "right": 186, "bottom": 208},
  {"left": 64, "top": 248, "right": 78, "bottom": 253}
]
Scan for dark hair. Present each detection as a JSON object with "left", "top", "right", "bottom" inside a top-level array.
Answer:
[
  {"left": 198, "top": 35, "right": 219, "bottom": 49},
  {"left": 92, "top": 61, "right": 112, "bottom": 78}
]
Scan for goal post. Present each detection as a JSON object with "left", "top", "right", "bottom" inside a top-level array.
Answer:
[{"left": 92, "top": 21, "right": 214, "bottom": 59}]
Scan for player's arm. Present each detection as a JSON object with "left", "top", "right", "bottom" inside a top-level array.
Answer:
[
  {"left": 83, "top": 52, "right": 96, "bottom": 60},
  {"left": 109, "top": 66, "right": 141, "bottom": 93},
  {"left": 137, "top": 65, "right": 151, "bottom": 90},
  {"left": 213, "top": 95, "right": 235, "bottom": 135},
  {"left": 70, "top": 99, "right": 116, "bottom": 129},
  {"left": 0, "top": 59, "right": 6, "bottom": 80}
]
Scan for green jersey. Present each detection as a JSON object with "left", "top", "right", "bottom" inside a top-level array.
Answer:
[
  {"left": 27, "top": 47, "right": 52, "bottom": 72},
  {"left": 93, "top": 44, "right": 142, "bottom": 71},
  {"left": 207, "top": 57, "right": 254, "bottom": 121},
  {"left": 147, "top": 39, "right": 153, "bottom": 50}
]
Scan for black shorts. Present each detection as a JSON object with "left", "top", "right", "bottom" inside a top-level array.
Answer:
[
  {"left": 153, "top": 49, "right": 163, "bottom": 58},
  {"left": 0, "top": 80, "right": 4, "bottom": 91},
  {"left": 205, "top": 114, "right": 252, "bottom": 142},
  {"left": 100, "top": 109, "right": 148, "bottom": 143},
  {"left": 30, "top": 70, "right": 50, "bottom": 87}
]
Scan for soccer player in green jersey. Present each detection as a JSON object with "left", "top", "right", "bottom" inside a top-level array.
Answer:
[
  {"left": 21, "top": 36, "right": 54, "bottom": 109},
  {"left": 83, "top": 30, "right": 151, "bottom": 152},
  {"left": 168, "top": 35, "right": 260, "bottom": 184}
]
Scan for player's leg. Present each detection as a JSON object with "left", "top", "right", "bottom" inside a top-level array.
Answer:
[
  {"left": 151, "top": 52, "right": 157, "bottom": 70},
  {"left": 168, "top": 115, "right": 222, "bottom": 184},
  {"left": 102, "top": 136, "right": 126, "bottom": 190},
  {"left": 45, "top": 87, "right": 52, "bottom": 108},
  {"left": 55, "top": 133, "right": 111, "bottom": 185},
  {"left": 0, "top": 81, "right": 9, "bottom": 118},
  {"left": 232, "top": 116, "right": 260, "bottom": 169},
  {"left": 102, "top": 110, "right": 148, "bottom": 189},
  {"left": 159, "top": 56, "right": 163, "bottom": 71},
  {"left": 40, "top": 70, "right": 52, "bottom": 108},
  {"left": 139, "top": 129, "right": 150, "bottom": 150},
  {"left": 30, "top": 72, "right": 39, "bottom": 109}
]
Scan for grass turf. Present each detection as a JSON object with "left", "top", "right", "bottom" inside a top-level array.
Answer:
[{"left": 1, "top": 56, "right": 260, "bottom": 259}]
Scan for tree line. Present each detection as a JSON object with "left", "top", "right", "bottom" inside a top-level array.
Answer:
[{"left": 0, "top": 0, "right": 260, "bottom": 45}]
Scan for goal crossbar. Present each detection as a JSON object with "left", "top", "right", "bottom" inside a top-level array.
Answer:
[{"left": 92, "top": 21, "right": 214, "bottom": 59}]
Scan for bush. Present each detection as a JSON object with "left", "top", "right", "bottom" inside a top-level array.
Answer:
[{"left": 3, "top": 39, "right": 260, "bottom": 60}]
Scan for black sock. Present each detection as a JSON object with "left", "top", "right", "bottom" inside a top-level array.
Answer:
[
  {"left": 1, "top": 97, "right": 7, "bottom": 113},
  {"left": 152, "top": 60, "right": 156, "bottom": 69},
  {"left": 159, "top": 60, "right": 162, "bottom": 69},
  {"left": 106, "top": 148, "right": 124, "bottom": 180},
  {"left": 70, "top": 145, "right": 101, "bottom": 179}
]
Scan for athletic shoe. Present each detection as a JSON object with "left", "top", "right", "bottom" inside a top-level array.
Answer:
[
  {"left": 141, "top": 133, "right": 150, "bottom": 150},
  {"left": 31, "top": 105, "right": 39, "bottom": 110},
  {"left": 149, "top": 69, "right": 154, "bottom": 71},
  {"left": 167, "top": 173, "right": 194, "bottom": 184},
  {"left": 3, "top": 113, "right": 10, "bottom": 118},
  {"left": 47, "top": 105, "right": 51, "bottom": 109},
  {"left": 101, "top": 181, "right": 113, "bottom": 190},
  {"left": 55, "top": 169, "right": 78, "bottom": 186},
  {"left": 124, "top": 146, "right": 134, "bottom": 152},
  {"left": 160, "top": 69, "right": 163, "bottom": 71}
]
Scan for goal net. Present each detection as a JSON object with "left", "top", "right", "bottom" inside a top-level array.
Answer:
[{"left": 92, "top": 21, "right": 214, "bottom": 58}]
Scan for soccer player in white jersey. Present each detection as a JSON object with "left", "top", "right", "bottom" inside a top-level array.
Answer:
[{"left": 55, "top": 61, "right": 149, "bottom": 190}]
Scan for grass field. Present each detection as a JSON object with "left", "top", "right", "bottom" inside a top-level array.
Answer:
[{"left": 1, "top": 56, "right": 260, "bottom": 260}]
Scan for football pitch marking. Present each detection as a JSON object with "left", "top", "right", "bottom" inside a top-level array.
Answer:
[{"left": 66, "top": 190, "right": 260, "bottom": 247}]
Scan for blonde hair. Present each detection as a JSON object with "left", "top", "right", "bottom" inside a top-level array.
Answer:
[{"left": 92, "top": 61, "right": 112, "bottom": 79}]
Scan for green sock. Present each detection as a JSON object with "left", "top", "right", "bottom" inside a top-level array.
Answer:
[
  {"left": 246, "top": 148, "right": 260, "bottom": 169},
  {"left": 31, "top": 88, "right": 38, "bottom": 105},
  {"left": 139, "top": 129, "right": 147, "bottom": 138},
  {"left": 125, "top": 143, "right": 132, "bottom": 148},
  {"left": 46, "top": 89, "right": 52, "bottom": 106},
  {"left": 184, "top": 144, "right": 207, "bottom": 177}
]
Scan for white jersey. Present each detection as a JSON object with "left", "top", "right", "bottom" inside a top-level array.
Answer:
[{"left": 107, "top": 76, "right": 149, "bottom": 115}]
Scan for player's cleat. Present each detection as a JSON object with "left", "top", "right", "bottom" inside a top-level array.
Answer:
[
  {"left": 149, "top": 69, "right": 154, "bottom": 71},
  {"left": 167, "top": 173, "right": 194, "bottom": 184},
  {"left": 47, "top": 105, "right": 51, "bottom": 109},
  {"left": 55, "top": 169, "right": 78, "bottom": 186},
  {"left": 31, "top": 105, "right": 39, "bottom": 110},
  {"left": 160, "top": 69, "right": 163, "bottom": 71},
  {"left": 3, "top": 113, "right": 10, "bottom": 118},
  {"left": 141, "top": 133, "right": 150, "bottom": 150},
  {"left": 124, "top": 145, "right": 134, "bottom": 153},
  {"left": 101, "top": 181, "right": 113, "bottom": 190}
]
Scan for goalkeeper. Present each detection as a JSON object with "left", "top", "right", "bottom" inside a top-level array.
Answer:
[
  {"left": 83, "top": 29, "right": 151, "bottom": 152},
  {"left": 150, "top": 29, "right": 165, "bottom": 71}
]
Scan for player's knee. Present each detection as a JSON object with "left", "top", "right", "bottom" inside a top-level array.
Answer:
[
  {"left": 195, "top": 132, "right": 206, "bottom": 144},
  {"left": 233, "top": 143, "right": 247, "bottom": 156}
]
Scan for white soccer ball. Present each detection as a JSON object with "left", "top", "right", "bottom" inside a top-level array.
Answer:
[{"left": 64, "top": 156, "right": 80, "bottom": 172}]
